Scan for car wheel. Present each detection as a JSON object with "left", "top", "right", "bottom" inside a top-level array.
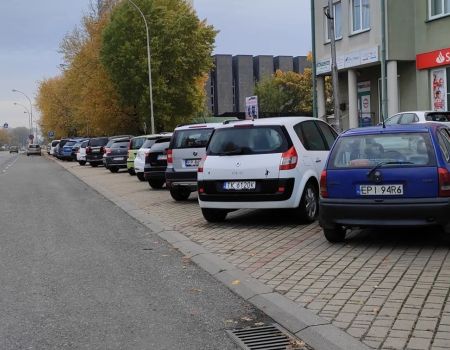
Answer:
[
  {"left": 170, "top": 187, "right": 191, "bottom": 201},
  {"left": 79, "top": 161, "right": 86, "bottom": 166},
  {"left": 128, "top": 168, "right": 136, "bottom": 176},
  {"left": 298, "top": 181, "right": 319, "bottom": 223},
  {"left": 109, "top": 167, "right": 119, "bottom": 173},
  {"left": 91, "top": 163, "right": 98, "bottom": 167},
  {"left": 323, "top": 227, "right": 346, "bottom": 243},
  {"left": 136, "top": 172, "right": 145, "bottom": 182},
  {"left": 201, "top": 208, "right": 228, "bottom": 223},
  {"left": 148, "top": 179, "right": 165, "bottom": 189}
]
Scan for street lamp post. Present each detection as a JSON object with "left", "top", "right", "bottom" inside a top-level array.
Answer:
[
  {"left": 13, "top": 102, "right": 32, "bottom": 134},
  {"left": 12, "top": 89, "right": 34, "bottom": 137},
  {"left": 126, "top": 0, "right": 155, "bottom": 134}
]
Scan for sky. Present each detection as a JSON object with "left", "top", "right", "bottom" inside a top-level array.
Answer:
[{"left": 0, "top": 0, "right": 311, "bottom": 129}]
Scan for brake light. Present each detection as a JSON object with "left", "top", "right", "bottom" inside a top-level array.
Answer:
[
  {"left": 128, "top": 141, "right": 132, "bottom": 150},
  {"left": 439, "top": 168, "right": 450, "bottom": 197},
  {"left": 198, "top": 155, "right": 207, "bottom": 173},
  {"left": 279, "top": 146, "right": 298, "bottom": 170},
  {"left": 86, "top": 146, "right": 91, "bottom": 154},
  {"left": 320, "top": 170, "right": 328, "bottom": 198},
  {"left": 167, "top": 149, "right": 173, "bottom": 165},
  {"left": 105, "top": 147, "right": 111, "bottom": 155}
]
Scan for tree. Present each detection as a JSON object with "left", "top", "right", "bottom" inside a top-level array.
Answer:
[
  {"left": 100, "top": 0, "right": 217, "bottom": 131},
  {"left": 0, "top": 129, "right": 10, "bottom": 146}
]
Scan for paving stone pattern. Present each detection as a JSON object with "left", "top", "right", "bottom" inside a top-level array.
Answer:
[{"left": 64, "top": 162, "right": 450, "bottom": 350}]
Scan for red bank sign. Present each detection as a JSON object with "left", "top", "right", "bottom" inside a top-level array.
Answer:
[{"left": 416, "top": 47, "right": 450, "bottom": 70}]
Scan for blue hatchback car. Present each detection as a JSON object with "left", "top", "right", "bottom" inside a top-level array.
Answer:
[{"left": 319, "top": 123, "right": 450, "bottom": 242}]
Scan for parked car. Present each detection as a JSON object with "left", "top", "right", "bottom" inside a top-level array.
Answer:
[
  {"left": 27, "top": 144, "right": 41, "bottom": 156},
  {"left": 103, "top": 137, "right": 132, "bottom": 173},
  {"left": 59, "top": 139, "right": 81, "bottom": 161},
  {"left": 197, "top": 117, "right": 337, "bottom": 222},
  {"left": 76, "top": 140, "right": 89, "bottom": 165},
  {"left": 127, "top": 136, "right": 149, "bottom": 176},
  {"left": 50, "top": 140, "right": 60, "bottom": 156},
  {"left": 9, "top": 145, "right": 19, "bottom": 153},
  {"left": 53, "top": 143, "right": 60, "bottom": 157},
  {"left": 86, "top": 137, "right": 109, "bottom": 167},
  {"left": 134, "top": 133, "right": 172, "bottom": 181},
  {"left": 144, "top": 137, "right": 172, "bottom": 189},
  {"left": 166, "top": 123, "right": 221, "bottom": 201},
  {"left": 71, "top": 140, "right": 88, "bottom": 161},
  {"left": 384, "top": 111, "right": 450, "bottom": 125},
  {"left": 319, "top": 123, "right": 450, "bottom": 242},
  {"left": 55, "top": 138, "right": 70, "bottom": 159}
]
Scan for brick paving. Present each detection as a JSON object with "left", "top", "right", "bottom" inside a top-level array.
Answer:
[{"left": 62, "top": 161, "right": 450, "bottom": 350}]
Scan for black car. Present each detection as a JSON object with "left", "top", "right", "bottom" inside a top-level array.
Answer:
[
  {"left": 103, "top": 137, "right": 132, "bottom": 173},
  {"left": 144, "top": 137, "right": 172, "bottom": 189},
  {"left": 9, "top": 146, "right": 19, "bottom": 153},
  {"left": 85, "top": 137, "right": 109, "bottom": 167}
]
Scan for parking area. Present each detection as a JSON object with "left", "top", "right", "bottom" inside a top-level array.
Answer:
[{"left": 59, "top": 160, "right": 450, "bottom": 350}]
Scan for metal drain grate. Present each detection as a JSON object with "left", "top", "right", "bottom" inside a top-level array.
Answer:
[{"left": 226, "top": 324, "right": 296, "bottom": 350}]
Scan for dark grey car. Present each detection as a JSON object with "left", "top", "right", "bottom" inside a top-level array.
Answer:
[{"left": 103, "top": 138, "right": 131, "bottom": 173}]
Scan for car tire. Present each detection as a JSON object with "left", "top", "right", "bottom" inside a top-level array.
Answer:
[
  {"left": 298, "top": 181, "right": 319, "bottom": 223},
  {"left": 128, "top": 168, "right": 136, "bottom": 176},
  {"left": 136, "top": 172, "right": 146, "bottom": 182},
  {"left": 109, "top": 167, "right": 119, "bottom": 173},
  {"left": 148, "top": 179, "right": 165, "bottom": 189},
  {"left": 91, "top": 163, "right": 98, "bottom": 167},
  {"left": 170, "top": 187, "right": 191, "bottom": 201},
  {"left": 323, "top": 227, "right": 346, "bottom": 243},
  {"left": 201, "top": 208, "right": 228, "bottom": 223},
  {"left": 79, "top": 161, "right": 86, "bottom": 166}
]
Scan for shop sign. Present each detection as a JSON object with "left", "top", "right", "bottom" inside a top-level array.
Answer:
[
  {"left": 417, "top": 47, "right": 450, "bottom": 70},
  {"left": 316, "top": 46, "right": 379, "bottom": 75},
  {"left": 431, "top": 68, "right": 447, "bottom": 112}
]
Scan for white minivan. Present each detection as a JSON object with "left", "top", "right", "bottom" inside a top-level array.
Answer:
[{"left": 197, "top": 117, "right": 338, "bottom": 222}]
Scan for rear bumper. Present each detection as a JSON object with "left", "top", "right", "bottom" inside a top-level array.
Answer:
[
  {"left": 104, "top": 157, "right": 127, "bottom": 168},
  {"left": 144, "top": 166, "right": 166, "bottom": 181},
  {"left": 320, "top": 198, "right": 450, "bottom": 230},
  {"left": 165, "top": 168, "right": 197, "bottom": 190}
]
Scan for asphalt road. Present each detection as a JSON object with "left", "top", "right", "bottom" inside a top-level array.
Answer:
[{"left": 0, "top": 155, "right": 271, "bottom": 349}]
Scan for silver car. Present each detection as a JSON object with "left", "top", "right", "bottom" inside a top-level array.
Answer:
[{"left": 27, "top": 144, "right": 41, "bottom": 156}]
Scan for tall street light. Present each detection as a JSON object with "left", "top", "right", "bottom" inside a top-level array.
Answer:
[
  {"left": 13, "top": 102, "right": 32, "bottom": 133},
  {"left": 127, "top": 0, "right": 155, "bottom": 134},
  {"left": 12, "top": 89, "right": 34, "bottom": 137}
]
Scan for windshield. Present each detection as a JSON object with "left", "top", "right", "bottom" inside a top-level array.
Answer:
[
  {"left": 65, "top": 141, "right": 76, "bottom": 147},
  {"left": 130, "top": 137, "right": 146, "bottom": 150},
  {"left": 51, "top": 141, "right": 59, "bottom": 147},
  {"left": 111, "top": 141, "right": 129, "bottom": 148},
  {"left": 142, "top": 139, "right": 158, "bottom": 149},
  {"left": 171, "top": 128, "right": 213, "bottom": 149},
  {"left": 426, "top": 112, "right": 450, "bottom": 122},
  {"left": 330, "top": 132, "right": 435, "bottom": 168},
  {"left": 90, "top": 138, "right": 108, "bottom": 147},
  {"left": 208, "top": 126, "right": 290, "bottom": 156}
]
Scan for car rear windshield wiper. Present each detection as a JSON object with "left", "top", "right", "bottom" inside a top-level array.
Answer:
[
  {"left": 218, "top": 147, "right": 244, "bottom": 156},
  {"left": 367, "top": 161, "right": 414, "bottom": 178}
]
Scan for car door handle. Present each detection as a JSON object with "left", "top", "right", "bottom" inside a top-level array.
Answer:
[{"left": 315, "top": 159, "right": 322, "bottom": 163}]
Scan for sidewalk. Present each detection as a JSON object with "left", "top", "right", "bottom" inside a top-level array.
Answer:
[{"left": 54, "top": 158, "right": 450, "bottom": 350}]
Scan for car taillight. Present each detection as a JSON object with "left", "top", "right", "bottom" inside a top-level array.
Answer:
[
  {"left": 198, "top": 155, "right": 207, "bottom": 173},
  {"left": 128, "top": 141, "right": 131, "bottom": 150},
  {"left": 100, "top": 146, "right": 104, "bottom": 154},
  {"left": 279, "top": 146, "right": 298, "bottom": 170},
  {"left": 86, "top": 146, "right": 91, "bottom": 154},
  {"left": 167, "top": 149, "right": 173, "bottom": 165},
  {"left": 438, "top": 168, "right": 450, "bottom": 197},
  {"left": 104, "top": 147, "right": 111, "bottom": 155},
  {"left": 320, "top": 170, "right": 328, "bottom": 198}
]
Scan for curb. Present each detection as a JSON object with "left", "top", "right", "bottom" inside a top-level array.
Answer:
[{"left": 49, "top": 156, "right": 370, "bottom": 350}]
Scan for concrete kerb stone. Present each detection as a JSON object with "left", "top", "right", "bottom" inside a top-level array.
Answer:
[{"left": 51, "top": 156, "right": 371, "bottom": 350}]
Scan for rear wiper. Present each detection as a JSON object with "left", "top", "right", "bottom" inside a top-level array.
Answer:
[
  {"left": 367, "top": 161, "right": 414, "bottom": 178},
  {"left": 218, "top": 147, "right": 243, "bottom": 156}
]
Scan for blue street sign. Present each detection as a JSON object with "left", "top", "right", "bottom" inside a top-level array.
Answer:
[
  {"left": 48, "top": 131, "right": 55, "bottom": 138},
  {"left": 3, "top": 123, "right": 8, "bottom": 129}
]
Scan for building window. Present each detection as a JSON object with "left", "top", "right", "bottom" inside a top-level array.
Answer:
[
  {"left": 352, "top": 0, "right": 370, "bottom": 33},
  {"left": 325, "top": 1, "right": 342, "bottom": 41},
  {"left": 430, "top": 0, "right": 450, "bottom": 18}
]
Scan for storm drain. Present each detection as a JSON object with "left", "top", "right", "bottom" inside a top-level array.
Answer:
[{"left": 226, "top": 324, "right": 301, "bottom": 350}]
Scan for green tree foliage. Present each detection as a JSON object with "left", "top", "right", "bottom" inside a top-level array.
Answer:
[{"left": 101, "top": 0, "right": 217, "bottom": 131}]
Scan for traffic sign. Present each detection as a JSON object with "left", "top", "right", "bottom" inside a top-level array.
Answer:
[
  {"left": 28, "top": 134, "right": 34, "bottom": 140},
  {"left": 3, "top": 123, "right": 8, "bottom": 129},
  {"left": 48, "top": 131, "right": 55, "bottom": 138}
]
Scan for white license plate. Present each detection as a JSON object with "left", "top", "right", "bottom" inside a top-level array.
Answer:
[
  {"left": 113, "top": 157, "right": 124, "bottom": 161},
  {"left": 223, "top": 181, "right": 256, "bottom": 191},
  {"left": 359, "top": 184, "right": 403, "bottom": 196},
  {"left": 158, "top": 154, "right": 167, "bottom": 160},
  {"left": 185, "top": 159, "right": 200, "bottom": 167},
  {"left": 93, "top": 149, "right": 100, "bottom": 153}
]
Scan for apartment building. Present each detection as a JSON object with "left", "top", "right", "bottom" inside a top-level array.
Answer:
[{"left": 313, "top": 0, "right": 450, "bottom": 129}]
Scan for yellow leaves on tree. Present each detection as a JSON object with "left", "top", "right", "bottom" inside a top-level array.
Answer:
[{"left": 0, "top": 129, "right": 11, "bottom": 145}]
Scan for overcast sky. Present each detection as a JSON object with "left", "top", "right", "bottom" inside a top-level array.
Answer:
[{"left": 0, "top": 0, "right": 311, "bottom": 128}]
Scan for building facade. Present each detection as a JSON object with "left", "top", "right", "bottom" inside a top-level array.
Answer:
[
  {"left": 206, "top": 55, "right": 310, "bottom": 116},
  {"left": 313, "top": 0, "right": 450, "bottom": 129}
]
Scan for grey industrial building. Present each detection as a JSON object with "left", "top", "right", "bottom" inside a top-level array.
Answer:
[{"left": 206, "top": 55, "right": 310, "bottom": 116}]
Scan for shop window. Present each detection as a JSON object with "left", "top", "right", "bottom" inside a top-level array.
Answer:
[
  {"left": 352, "top": 0, "right": 370, "bottom": 33},
  {"left": 325, "top": 1, "right": 342, "bottom": 41},
  {"left": 430, "top": 0, "right": 450, "bottom": 18}
]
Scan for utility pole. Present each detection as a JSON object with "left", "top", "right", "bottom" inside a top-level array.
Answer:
[{"left": 326, "top": 0, "right": 341, "bottom": 132}]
